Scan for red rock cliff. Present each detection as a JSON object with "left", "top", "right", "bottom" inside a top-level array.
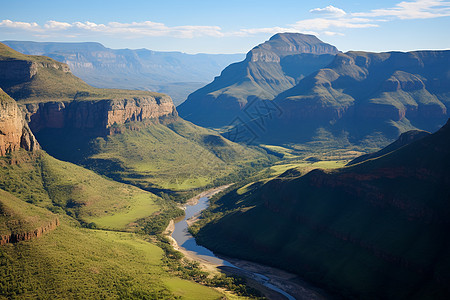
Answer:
[
  {"left": 22, "top": 95, "right": 178, "bottom": 135},
  {"left": 0, "top": 88, "right": 39, "bottom": 156}
]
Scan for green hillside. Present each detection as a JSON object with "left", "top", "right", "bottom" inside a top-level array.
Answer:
[
  {"left": 0, "top": 150, "right": 228, "bottom": 299},
  {"left": 194, "top": 119, "right": 450, "bottom": 299},
  {"left": 0, "top": 189, "right": 57, "bottom": 243},
  {"left": 0, "top": 150, "right": 175, "bottom": 232},
  {"left": 0, "top": 213, "right": 222, "bottom": 299},
  {"left": 35, "top": 119, "right": 273, "bottom": 197},
  {"left": 269, "top": 50, "right": 450, "bottom": 144}
]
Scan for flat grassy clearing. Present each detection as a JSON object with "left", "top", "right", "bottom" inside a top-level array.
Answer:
[
  {"left": 163, "top": 277, "right": 223, "bottom": 300},
  {"left": 87, "top": 193, "right": 159, "bottom": 230},
  {"left": 269, "top": 160, "right": 347, "bottom": 176}
]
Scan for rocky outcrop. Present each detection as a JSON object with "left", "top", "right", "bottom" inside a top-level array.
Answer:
[
  {"left": 0, "top": 217, "right": 59, "bottom": 245},
  {"left": 248, "top": 32, "right": 339, "bottom": 63},
  {"left": 0, "top": 88, "right": 39, "bottom": 156},
  {"left": 22, "top": 95, "right": 178, "bottom": 135},
  {"left": 0, "top": 59, "right": 70, "bottom": 83}
]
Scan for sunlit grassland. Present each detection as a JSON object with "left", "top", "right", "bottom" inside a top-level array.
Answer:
[
  {"left": 0, "top": 189, "right": 55, "bottom": 236},
  {"left": 84, "top": 120, "right": 273, "bottom": 193},
  {"left": 163, "top": 277, "right": 223, "bottom": 300},
  {"left": 0, "top": 218, "right": 222, "bottom": 299},
  {"left": 0, "top": 151, "right": 164, "bottom": 231},
  {"left": 236, "top": 159, "right": 348, "bottom": 195},
  {"left": 269, "top": 160, "right": 347, "bottom": 176},
  {"left": 87, "top": 193, "right": 159, "bottom": 230}
]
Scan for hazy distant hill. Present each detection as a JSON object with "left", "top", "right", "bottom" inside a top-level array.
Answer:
[
  {"left": 178, "top": 33, "right": 339, "bottom": 126},
  {"left": 196, "top": 119, "right": 450, "bottom": 299},
  {"left": 2, "top": 41, "right": 244, "bottom": 105}
]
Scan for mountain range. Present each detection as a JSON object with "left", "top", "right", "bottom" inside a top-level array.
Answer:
[
  {"left": 0, "top": 41, "right": 272, "bottom": 198},
  {"left": 178, "top": 33, "right": 338, "bottom": 127},
  {"left": 2, "top": 40, "right": 244, "bottom": 105},
  {"left": 179, "top": 33, "right": 450, "bottom": 147},
  {"left": 2, "top": 32, "right": 450, "bottom": 299},
  {"left": 0, "top": 42, "right": 270, "bottom": 299}
]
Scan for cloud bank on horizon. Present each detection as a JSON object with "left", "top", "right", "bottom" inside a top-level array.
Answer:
[{"left": 1, "top": 0, "right": 449, "bottom": 53}]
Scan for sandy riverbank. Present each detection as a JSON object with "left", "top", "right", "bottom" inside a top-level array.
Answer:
[
  {"left": 164, "top": 185, "right": 232, "bottom": 273},
  {"left": 164, "top": 185, "right": 330, "bottom": 300}
]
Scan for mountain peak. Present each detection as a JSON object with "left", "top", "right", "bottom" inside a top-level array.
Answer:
[{"left": 247, "top": 32, "right": 339, "bottom": 63}]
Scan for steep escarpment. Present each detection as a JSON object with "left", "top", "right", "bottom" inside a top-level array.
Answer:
[
  {"left": 22, "top": 95, "right": 177, "bottom": 135},
  {"left": 0, "top": 88, "right": 38, "bottom": 155},
  {"left": 178, "top": 33, "right": 338, "bottom": 127},
  {"left": 271, "top": 50, "right": 450, "bottom": 143},
  {"left": 196, "top": 119, "right": 450, "bottom": 299},
  {"left": 0, "top": 189, "right": 59, "bottom": 245},
  {"left": 0, "top": 42, "right": 178, "bottom": 134}
]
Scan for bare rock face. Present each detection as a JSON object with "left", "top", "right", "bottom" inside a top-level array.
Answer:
[
  {"left": 0, "top": 88, "right": 39, "bottom": 156},
  {"left": 22, "top": 95, "right": 178, "bottom": 135},
  {"left": 0, "top": 59, "right": 70, "bottom": 83},
  {"left": 0, "top": 217, "right": 59, "bottom": 245}
]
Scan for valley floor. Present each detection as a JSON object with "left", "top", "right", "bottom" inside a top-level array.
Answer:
[{"left": 166, "top": 186, "right": 332, "bottom": 300}]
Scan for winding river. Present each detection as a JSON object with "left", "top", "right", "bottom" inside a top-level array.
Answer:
[{"left": 171, "top": 195, "right": 297, "bottom": 300}]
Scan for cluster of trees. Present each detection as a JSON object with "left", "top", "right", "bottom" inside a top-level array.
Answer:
[{"left": 156, "top": 236, "right": 263, "bottom": 298}]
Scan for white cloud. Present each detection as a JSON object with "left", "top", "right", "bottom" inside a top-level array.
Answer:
[
  {"left": 292, "top": 17, "right": 378, "bottom": 31},
  {"left": 0, "top": 19, "right": 224, "bottom": 38},
  {"left": 44, "top": 21, "right": 71, "bottom": 30},
  {"left": 353, "top": 0, "right": 450, "bottom": 19},
  {"left": 0, "top": 2, "right": 449, "bottom": 42},
  {"left": 310, "top": 5, "right": 346, "bottom": 16},
  {"left": 322, "top": 31, "right": 345, "bottom": 36},
  {"left": 0, "top": 19, "right": 40, "bottom": 30}
]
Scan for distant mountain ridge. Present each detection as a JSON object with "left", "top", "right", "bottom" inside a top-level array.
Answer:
[
  {"left": 178, "top": 33, "right": 339, "bottom": 126},
  {"left": 180, "top": 33, "right": 450, "bottom": 146},
  {"left": 2, "top": 40, "right": 244, "bottom": 105},
  {"left": 272, "top": 50, "right": 450, "bottom": 142}
]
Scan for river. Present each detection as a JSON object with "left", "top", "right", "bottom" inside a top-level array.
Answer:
[{"left": 171, "top": 195, "right": 300, "bottom": 300}]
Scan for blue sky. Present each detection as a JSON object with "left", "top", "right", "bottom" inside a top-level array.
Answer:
[{"left": 1, "top": 0, "right": 450, "bottom": 53}]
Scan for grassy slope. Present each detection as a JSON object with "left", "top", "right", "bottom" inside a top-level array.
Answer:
[
  {"left": 0, "top": 150, "right": 164, "bottom": 231},
  {"left": 0, "top": 215, "right": 221, "bottom": 299},
  {"left": 36, "top": 119, "right": 273, "bottom": 195},
  {"left": 0, "top": 189, "right": 55, "bottom": 237},
  {"left": 0, "top": 152, "right": 223, "bottom": 299},
  {"left": 194, "top": 121, "right": 450, "bottom": 299}
]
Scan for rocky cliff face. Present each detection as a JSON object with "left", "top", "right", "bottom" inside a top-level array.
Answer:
[
  {"left": 0, "top": 217, "right": 59, "bottom": 245},
  {"left": 0, "top": 42, "right": 179, "bottom": 136},
  {"left": 0, "top": 59, "right": 70, "bottom": 84},
  {"left": 22, "top": 95, "right": 178, "bottom": 135},
  {"left": 0, "top": 88, "right": 39, "bottom": 156}
]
